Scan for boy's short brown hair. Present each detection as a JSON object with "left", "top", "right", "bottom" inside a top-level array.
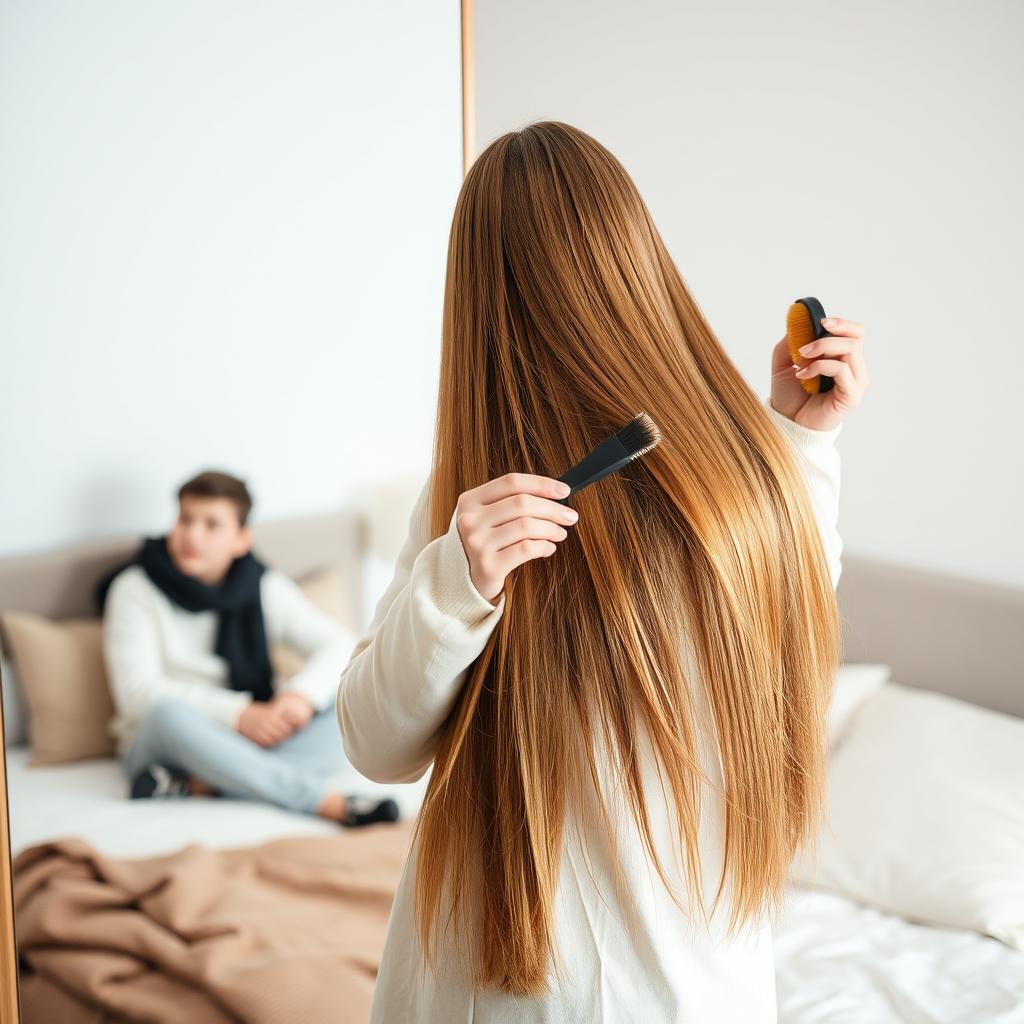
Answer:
[{"left": 177, "top": 470, "right": 253, "bottom": 528}]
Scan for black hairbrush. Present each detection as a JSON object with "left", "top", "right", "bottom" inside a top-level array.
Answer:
[{"left": 555, "top": 412, "right": 662, "bottom": 505}]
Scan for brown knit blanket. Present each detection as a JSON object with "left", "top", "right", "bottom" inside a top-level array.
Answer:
[{"left": 12, "top": 821, "right": 416, "bottom": 1023}]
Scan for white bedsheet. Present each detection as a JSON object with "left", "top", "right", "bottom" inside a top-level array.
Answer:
[
  {"left": 6, "top": 741, "right": 429, "bottom": 859},
  {"left": 7, "top": 744, "right": 1024, "bottom": 1023},
  {"left": 777, "top": 885, "right": 1024, "bottom": 1023}
]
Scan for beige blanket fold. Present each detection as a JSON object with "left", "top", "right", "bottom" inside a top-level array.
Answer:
[{"left": 12, "top": 822, "right": 416, "bottom": 1024}]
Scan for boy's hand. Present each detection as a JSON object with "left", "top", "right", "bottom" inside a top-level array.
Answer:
[
  {"left": 770, "top": 316, "right": 870, "bottom": 431},
  {"left": 237, "top": 699, "right": 300, "bottom": 746},
  {"left": 271, "top": 691, "right": 315, "bottom": 729}
]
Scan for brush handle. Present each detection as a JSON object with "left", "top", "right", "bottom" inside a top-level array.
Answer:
[{"left": 554, "top": 434, "right": 634, "bottom": 506}]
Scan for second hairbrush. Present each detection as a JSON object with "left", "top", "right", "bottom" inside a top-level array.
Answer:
[{"left": 787, "top": 296, "right": 836, "bottom": 394}]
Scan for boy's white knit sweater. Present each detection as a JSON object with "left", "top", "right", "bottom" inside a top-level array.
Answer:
[
  {"left": 336, "top": 395, "right": 844, "bottom": 1024},
  {"left": 102, "top": 563, "right": 358, "bottom": 757}
]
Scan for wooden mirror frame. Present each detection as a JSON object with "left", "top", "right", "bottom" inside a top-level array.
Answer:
[{"left": 0, "top": 675, "right": 18, "bottom": 1023}]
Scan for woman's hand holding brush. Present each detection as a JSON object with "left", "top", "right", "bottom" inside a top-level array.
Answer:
[
  {"left": 771, "top": 315, "right": 870, "bottom": 431},
  {"left": 455, "top": 473, "right": 580, "bottom": 606}
]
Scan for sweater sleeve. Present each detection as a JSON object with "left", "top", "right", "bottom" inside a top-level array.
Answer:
[
  {"left": 336, "top": 473, "right": 508, "bottom": 784},
  {"left": 263, "top": 570, "right": 359, "bottom": 713},
  {"left": 763, "top": 395, "right": 844, "bottom": 590},
  {"left": 102, "top": 572, "right": 253, "bottom": 730}
]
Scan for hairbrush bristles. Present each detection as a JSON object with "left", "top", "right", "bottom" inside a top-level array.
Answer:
[
  {"left": 787, "top": 296, "right": 836, "bottom": 394},
  {"left": 555, "top": 411, "right": 663, "bottom": 504},
  {"left": 616, "top": 411, "right": 662, "bottom": 459}
]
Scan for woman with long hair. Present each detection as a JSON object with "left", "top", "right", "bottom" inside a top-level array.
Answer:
[{"left": 338, "top": 120, "right": 869, "bottom": 1022}]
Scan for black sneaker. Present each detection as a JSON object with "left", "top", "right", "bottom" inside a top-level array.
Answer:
[
  {"left": 130, "top": 762, "right": 191, "bottom": 800},
  {"left": 340, "top": 795, "right": 400, "bottom": 828}
]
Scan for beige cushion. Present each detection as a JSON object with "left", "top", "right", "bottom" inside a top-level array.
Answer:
[
  {"left": 4, "top": 563, "right": 354, "bottom": 766},
  {"left": 271, "top": 564, "right": 354, "bottom": 680},
  {"left": 0, "top": 611, "right": 115, "bottom": 765}
]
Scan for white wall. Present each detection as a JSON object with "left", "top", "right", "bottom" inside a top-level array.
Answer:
[
  {"left": 0, "top": 1, "right": 461, "bottom": 576},
  {"left": 473, "top": 0, "right": 1023, "bottom": 590}
]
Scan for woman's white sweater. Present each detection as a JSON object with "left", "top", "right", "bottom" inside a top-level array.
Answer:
[
  {"left": 336, "top": 395, "right": 843, "bottom": 1023},
  {"left": 102, "top": 564, "right": 358, "bottom": 756}
]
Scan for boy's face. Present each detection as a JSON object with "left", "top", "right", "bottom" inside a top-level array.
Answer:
[{"left": 167, "top": 495, "right": 252, "bottom": 587}]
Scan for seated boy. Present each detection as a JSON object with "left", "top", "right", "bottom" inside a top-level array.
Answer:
[{"left": 97, "top": 469, "right": 397, "bottom": 829}]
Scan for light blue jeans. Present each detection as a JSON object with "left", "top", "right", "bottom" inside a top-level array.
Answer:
[{"left": 120, "top": 697, "right": 350, "bottom": 815}]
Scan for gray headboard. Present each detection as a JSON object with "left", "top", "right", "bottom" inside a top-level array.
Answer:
[
  {"left": 0, "top": 510, "right": 370, "bottom": 652},
  {"left": 838, "top": 555, "right": 1023, "bottom": 719}
]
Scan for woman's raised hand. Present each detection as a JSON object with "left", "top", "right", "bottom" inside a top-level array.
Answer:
[
  {"left": 770, "top": 315, "right": 870, "bottom": 431},
  {"left": 455, "top": 472, "right": 580, "bottom": 606}
]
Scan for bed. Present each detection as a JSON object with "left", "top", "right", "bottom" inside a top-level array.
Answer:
[
  {"left": 6, "top": 744, "right": 1024, "bottom": 1023},
  {"left": 2, "top": 510, "right": 1023, "bottom": 1023}
]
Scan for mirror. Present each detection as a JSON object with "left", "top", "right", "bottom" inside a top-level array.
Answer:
[{"left": 0, "top": 2, "right": 470, "bottom": 1020}]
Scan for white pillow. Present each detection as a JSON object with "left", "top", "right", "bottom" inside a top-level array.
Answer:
[
  {"left": 791, "top": 682, "right": 1024, "bottom": 951},
  {"left": 828, "top": 662, "right": 891, "bottom": 750}
]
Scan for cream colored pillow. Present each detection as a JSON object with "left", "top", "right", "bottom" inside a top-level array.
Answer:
[
  {"left": 270, "top": 564, "right": 357, "bottom": 680},
  {"left": 791, "top": 683, "right": 1024, "bottom": 951},
  {"left": 827, "top": 662, "right": 892, "bottom": 750},
  {"left": 0, "top": 611, "right": 115, "bottom": 765}
]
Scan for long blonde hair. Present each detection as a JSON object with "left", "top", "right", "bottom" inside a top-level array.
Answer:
[{"left": 412, "top": 120, "right": 841, "bottom": 996}]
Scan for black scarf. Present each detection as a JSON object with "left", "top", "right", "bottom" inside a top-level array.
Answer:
[{"left": 95, "top": 535, "right": 275, "bottom": 702}]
